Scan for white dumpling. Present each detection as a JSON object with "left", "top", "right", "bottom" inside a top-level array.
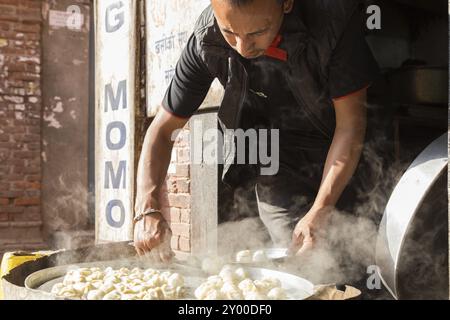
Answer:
[
  {"left": 167, "top": 273, "right": 184, "bottom": 288},
  {"left": 254, "top": 280, "right": 273, "bottom": 295},
  {"left": 161, "top": 284, "right": 177, "bottom": 300},
  {"left": 146, "top": 274, "right": 163, "bottom": 287},
  {"left": 118, "top": 267, "right": 130, "bottom": 275},
  {"left": 261, "top": 276, "right": 281, "bottom": 288},
  {"left": 236, "top": 250, "right": 252, "bottom": 263},
  {"left": 195, "top": 282, "right": 215, "bottom": 300},
  {"left": 244, "top": 291, "right": 265, "bottom": 300},
  {"left": 206, "top": 275, "right": 224, "bottom": 289},
  {"left": 121, "top": 293, "right": 139, "bottom": 300},
  {"left": 252, "top": 250, "right": 268, "bottom": 263},
  {"left": 175, "top": 286, "right": 185, "bottom": 299},
  {"left": 219, "top": 268, "right": 237, "bottom": 284},
  {"left": 143, "top": 287, "right": 164, "bottom": 300},
  {"left": 51, "top": 283, "right": 65, "bottom": 295},
  {"left": 72, "top": 282, "right": 91, "bottom": 294},
  {"left": 103, "top": 290, "right": 122, "bottom": 300},
  {"left": 267, "top": 287, "right": 287, "bottom": 300},
  {"left": 204, "top": 288, "right": 223, "bottom": 300},
  {"left": 220, "top": 282, "right": 243, "bottom": 300},
  {"left": 104, "top": 267, "right": 114, "bottom": 274},
  {"left": 86, "top": 289, "right": 105, "bottom": 300},
  {"left": 238, "top": 279, "right": 257, "bottom": 292},
  {"left": 234, "top": 267, "right": 248, "bottom": 282},
  {"left": 99, "top": 283, "right": 115, "bottom": 294}
]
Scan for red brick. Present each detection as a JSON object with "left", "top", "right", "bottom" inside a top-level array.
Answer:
[
  {"left": 0, "top": 22, "right": 10, "bottom": 31},
  {"left": 173, "top": 164, "right": 189, "bottom": 177},
  {"left": 0, "top": 5, "right": 15, "bottom": 17},
  {"left": 2, "top": 174, "right": 23, "bottom": 180},
  {"left": 13, "top": 150, "right": 33, "bottom": 158},
  {"left": 168, "top": 193, "right": 190, "bottom": 209},
  {"left": 12, "top": 165, "right": 24, "bottom": 174},
  {"left": 24, "top": 190, "right": 39, "bottom": 197},
  {"left": 177, "top": 179, "right": 190, "bottom": 193},
  {"left": 0, "top": 182, "right": 9, "bottom": 191},
  {"left": 0, "top": 190, "right": 23, "bottom": 198},
  {"left": 0, "top": 198, "right": 9, "bottom": 205},
  {"left": 170, "top": 235, "right": 179, "bottom": 251},
  {"left": 2, "top": 126, "right": 25, "bottom": 133},
  {"left": 16, "top": 8, "right": 41, "bottom": 23},
  {"left": 0, "top": 133, "right": 10, "bottom": 142},
  {"left": 174, "top": 130, "right": 189, "bottom": 147},
  {"left": 10, "top": 211, "right": 41, "bottom": 221},
  {"left": 179, "top": 237, "right": 190, "bottom": 252},
  {"left": 180, "top": 209, "right": 190, "bottom": 224},
  {"left": 13, "top": 133, "right": 39, "bottom": 143},
  {"left": 0, "top": 205, "right": 24, "bottom": 213},
  {"left": 170, "top": 223, "right": 190, "bottom": 237},
  {"left": 13, "top": 151, "right": 40, "bottom": 159},
  {"left": 10, "top": 71, "right": 39, "bottom": 81},
  {"left": 26, "top": 126, "right": 40, "bottom": 136},
  {"left": 170, "top": 207, "right": 181, "bottom": 223},
  {"left": 0, "top": 142, "right": 15, "bottom": 148},
  {"left": 23, "top": 166, "right": 39, "bottom": 174},
  {"left": 177, "top": 148, "right": 190, "bottom": 163},
  {"left": 4, "top": 159, "right": 25, "bottom": 166},
  {"left": 14, "top": 196, "right": 39, "bottom": 206},
  {"left": 166, "top": 179, "right": 177, "bottom": 193},
  {"left": 25, "top": 174, "right": 40, "bottom": 182},
  {"left": 26, "top": 142, "right": 40, "bottom": 151},
  {"left": 14, "top": 23, "right": 41, "bottom": 33},
  {"left": 12, "top": 181, "right": 27, "bottom": 190},
  {"left": 0, "top": 213, "right": 8, "bottom": 221}
]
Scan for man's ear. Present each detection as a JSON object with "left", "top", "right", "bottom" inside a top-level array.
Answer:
[{"left": 283, "top": 0, "right": 294, "bottom": 14}]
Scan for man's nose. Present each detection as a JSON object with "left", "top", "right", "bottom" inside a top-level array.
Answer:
[{"left": 235, "top": 37, "right": 254, "bottom": 57}]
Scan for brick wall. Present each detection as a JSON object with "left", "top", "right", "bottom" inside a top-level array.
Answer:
[
  {"left": 159, "top": 125, "right": 191, "bottom": 255},
  {"left": 0, "top": 0, "right": 46, "bottom": 253}
]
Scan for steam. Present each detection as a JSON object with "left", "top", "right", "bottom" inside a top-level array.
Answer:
[{"left": 42, "top": 174, "right": 94, "bottom": 250}]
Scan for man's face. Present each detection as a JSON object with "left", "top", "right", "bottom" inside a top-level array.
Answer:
[{"left": 211, "top": 0, "right": 293, "bottom": 59}]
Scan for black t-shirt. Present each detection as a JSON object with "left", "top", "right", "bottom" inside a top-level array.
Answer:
[{"left": 162, "top": 7, "right": 378, "bottom": 119}]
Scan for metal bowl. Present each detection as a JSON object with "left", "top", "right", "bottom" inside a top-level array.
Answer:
[{"left": 25, "top": 258, "right": 314, "bottom": 300}]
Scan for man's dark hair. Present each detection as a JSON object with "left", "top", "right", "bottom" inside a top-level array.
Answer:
[{"left": 224, "top": 0, "right": 285, "bottom": 7}]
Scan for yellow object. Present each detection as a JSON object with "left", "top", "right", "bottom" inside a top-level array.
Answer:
[{"left": 0, "top": 251, "right": 52, "bottom": 300}]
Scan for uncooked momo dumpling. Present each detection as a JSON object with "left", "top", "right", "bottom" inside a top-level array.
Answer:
[
  {"left": 236, "top": 250, "right": 252, "bottom": 263},
  {"left": 87, "top": 289, "right": 105, "bottom": 300},
  {"left": 220, "top": 282, "right": 243, "bottom": 300},
  {"left": 234, "top": 267, "right": 248, "bottom": 282},
  {"left": 167, "top": 273, "right": 184, "bottom": 288},
  {"left": 252, "top": 250, "right": 268, "bottom": 263},
  {"left": 102, "top": 290, "right": 122, "bottom": 300},
  {"left": 267, "top": 287, "right": 287, "bottom": 300},
  {"left": 219, "top": 266, "right": 237, "bottom": 284}
]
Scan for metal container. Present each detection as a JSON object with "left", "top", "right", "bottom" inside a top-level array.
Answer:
[
  {"left": 388, "top": 66, "right": 448, "bottom": 105},
  {"left": 2, "top": 242, "right": 315, "bottom": 300},
  {"left": 376, "top": 133, "right": 448, "bottom": 299}
]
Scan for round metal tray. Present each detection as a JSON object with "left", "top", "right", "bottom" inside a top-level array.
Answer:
[{"left": 25, "top": 258, "right": 314, "bottom": 300}]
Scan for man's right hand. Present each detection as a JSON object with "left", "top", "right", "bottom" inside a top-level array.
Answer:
[{"left": 133, "top": 212, "right": 175, "bottom": 263}]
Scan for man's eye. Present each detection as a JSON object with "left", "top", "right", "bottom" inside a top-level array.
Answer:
[{"left": 251, "top": 30, "right": 267, "bottom": 37}]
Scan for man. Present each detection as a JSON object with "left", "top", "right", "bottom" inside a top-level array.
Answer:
[{"left": 133, "top": 0, "right": 379, "bottom": 263}]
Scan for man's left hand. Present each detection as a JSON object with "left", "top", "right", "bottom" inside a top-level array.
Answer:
[{"left": 289, "top": 206, "right": 333, "bottom": 257}]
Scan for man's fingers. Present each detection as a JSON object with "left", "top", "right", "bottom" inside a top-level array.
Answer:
[
  {"left": 295, "top": 238, "right": 314, "bottom": 257},
  {"left": 288, "top": 231, "right": 303, "bottom": 255},
  {"left": 134, "top": 242, "right": 146, "bottom": 256},
  {"left": 160, "top": 249, "right": 174, "bottom": 263}
]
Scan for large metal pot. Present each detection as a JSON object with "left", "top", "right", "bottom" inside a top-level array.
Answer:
[
  {"left": 376, "top": 133, "right": 448, "bottom": 299},
  {"left": 387, "top": 66, "right": 448, "bottom": 105}
]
